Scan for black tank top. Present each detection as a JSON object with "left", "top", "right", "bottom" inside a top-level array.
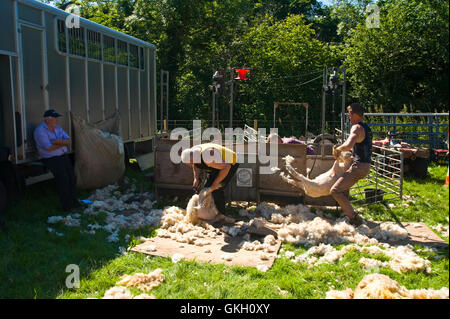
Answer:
[{"left": 353, "top": 122, "right": 372, "bottom": 163}]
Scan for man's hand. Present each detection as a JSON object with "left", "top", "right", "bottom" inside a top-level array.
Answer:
[
  {"left": 193, "top": 178, "right": 200, "bottom": 189},
  {"left": 333, "top": 145, "right": 342, "bottom": 159},
  {"left": 52, "top": 139, "right": 70, "bottom": 146}
]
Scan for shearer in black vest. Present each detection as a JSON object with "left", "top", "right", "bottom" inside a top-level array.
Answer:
[{"left": 330, "top": 103, "right": 373, "bottom": 227}]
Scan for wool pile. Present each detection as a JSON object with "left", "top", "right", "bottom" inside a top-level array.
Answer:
[
  {"left": 117, "top": 268, "right": 164, "bottom": 292},
  {"left": 157, "top": 205, "right": 280, "bottom": 262},
  {"left": 248, "top": 202, "right": 434, "bottom": 274},
  {"left": 326, "top": 273, "right": 449, "bottom": 299},
  {"left": 157, "top": 206, "right": 222, "bottom": 247},
  {"left": 431, "top": 218, "right": 449, "bottom": 238},
  {"left": 46, "top": 179, "right": 162, "bottom": 242},
  {"left": 255, "top": 202, "right": 408, "bottom": 246},
  {"left": 155, "top": 200, "right": 435, "bottom": 271}
]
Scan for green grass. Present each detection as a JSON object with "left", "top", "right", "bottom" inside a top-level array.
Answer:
[{"left": 0, "top": 163, "right": 448, "bottom": 299}]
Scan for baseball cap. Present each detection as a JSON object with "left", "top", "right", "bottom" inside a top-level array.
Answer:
[{"left": 43, "top": 109, "right": 62, "bottom": 118}]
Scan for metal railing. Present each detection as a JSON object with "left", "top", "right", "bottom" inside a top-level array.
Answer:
[
  {"left": 350, "top": 145, "right": 403, "bottom": 205},
  {"left": 343, "top": 113, "right": 449, "bottom": 149}
]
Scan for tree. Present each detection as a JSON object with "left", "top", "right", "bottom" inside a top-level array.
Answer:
[
  {"left": 233, "top": 14, "right": 342, "bottom": 135},
  {"left": 343, "top": 0, "right": 449, "bottom": 112}
]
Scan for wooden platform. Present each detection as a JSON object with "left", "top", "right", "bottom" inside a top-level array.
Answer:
[
  {"left": 365, "top": 221, "right": 448, "bottom": 248},
  {"left": 131, "top": 233, "right": 282, "bottom": 270}
]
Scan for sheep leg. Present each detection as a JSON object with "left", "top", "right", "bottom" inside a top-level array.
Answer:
[
  {"left": 280, "top": 172, "right": 304, "bottom": 191},
  {"left": 285, "top": 162, "right": 305, "bottom": 182}
]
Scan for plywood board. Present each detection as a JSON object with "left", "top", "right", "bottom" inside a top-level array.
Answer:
[
  {"left": 132, "top": 234, "right": 282, "bottom": 269},
  {"left": 366, "top": 221, "right": 448, "bottom": 247}
]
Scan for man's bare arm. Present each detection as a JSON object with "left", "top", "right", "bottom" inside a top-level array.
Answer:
[
  {"left": 192, "top": 164, "right": 202, "bottom": 188},
  {"left": 334, "top": 125, "right": 364, "bottom": 157}
]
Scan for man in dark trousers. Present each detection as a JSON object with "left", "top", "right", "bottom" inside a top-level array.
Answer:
[
  {"left": 34, "top": 109, "right": 80, "bottom": 212},
  {"left": 330, "top": 103, "right": 373, "bottom": 226},
  {"left": 0, "top": 181, "right": 7, "bottom": 232},
  {"left": 0, "top": 146, "right": 20, "bottom": 232}
]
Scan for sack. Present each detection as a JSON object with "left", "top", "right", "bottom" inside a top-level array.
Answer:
[{"left": 72, "top": 113, "right": 125, "bottom": 189}]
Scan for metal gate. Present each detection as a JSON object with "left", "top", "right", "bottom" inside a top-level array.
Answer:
[{"left": 350, "top": 145, "right": 403, "bottom": 206}]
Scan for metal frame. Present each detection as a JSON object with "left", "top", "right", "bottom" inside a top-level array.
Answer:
[
  {"left": 350, "top": 145, "right": 404, "bottom": 205},
  {"left": 1, "top": 0, "right": 157, "bottom": 165},
  {"left": 160, "top": 70, "right": 169, "bottom": 132},
  {"left": 362, "top": 113, "right": 449, "bottom": 149},
  {"left": 321, "top": 67, "right": 346, "bottom": 156},
  {"left": 341, "top": 127, "right": 404, "bottom": 205}
]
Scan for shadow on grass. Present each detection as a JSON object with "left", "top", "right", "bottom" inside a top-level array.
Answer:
[{"left": 0, "top": 165, "right": 155, "bottom": 299}]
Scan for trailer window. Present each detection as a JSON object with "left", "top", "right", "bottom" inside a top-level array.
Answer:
[
  {"left": 57, "top": 20, "right": 67, "bottom": 53},
  {"left": 117, "top": 40, "right": 128, "bottom": 66},
  {"left": 103, "top": 35, "right": 116, "bottom": 63},
  {"left": 68, "top": 26, "right": 86, "bottom": 57},
  {"left": 87, "top": 30, "right": 101, "bottom": 60},
  {"left": 139, "top": 47, "right": 145, "bottom": 70},
  {"left": 129, "top": 44, "right": 139, "bottom": 69}
]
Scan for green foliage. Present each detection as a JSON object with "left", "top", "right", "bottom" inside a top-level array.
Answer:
[
  {"left": 342, "top": 0, "right": 449, "bottom": 112},
  {"left": 44, "top": 0, "right": 449, "bottom": 128}
]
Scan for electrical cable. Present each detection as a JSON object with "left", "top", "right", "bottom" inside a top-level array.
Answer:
[
  {"left": 257, "top": 74, "right": 323, "bottom": 90},
  {"left": 252, "top": 69, "right": 323, "bottom": 82}
]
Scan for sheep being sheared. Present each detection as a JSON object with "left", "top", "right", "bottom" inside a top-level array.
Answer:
[
  {"left": 280, "top": 151, "right": 354, "bottom": 198},
  {"left": 186, "top": 187, "right": 235, "bottom": 225}
]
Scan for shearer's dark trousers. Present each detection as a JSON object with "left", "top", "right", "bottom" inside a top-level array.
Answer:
[
  {"left": 205, "top": 163, "right": 240, "bottom": 214},
  {"left": 43, "top": 154, "right": 78, "bottom": 211}
]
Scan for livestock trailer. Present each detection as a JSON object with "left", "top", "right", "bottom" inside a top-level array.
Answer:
[{"left": 0, "top": 0, "right": 157, "bottom": 185}]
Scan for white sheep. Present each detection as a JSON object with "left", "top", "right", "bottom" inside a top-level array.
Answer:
[
  {"left": 280, "top": 152, "right": 354, "bottom": 198},
  {"left": 186, "top": 187, "right": 235, "bottom": 224}
]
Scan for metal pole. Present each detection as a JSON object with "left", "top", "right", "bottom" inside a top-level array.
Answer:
[
  {"left": 160, "top": 70, "right": 163, "bottom": 131},
  {"left": 273, "top": 103, "right": 276, "bottom": 128},
  {"left": 212, "top": 91, "right": 215, "bottom": 129},
  {"left": 400, "top": 152, "right": 404, "bottom": 200},
  {"left": 305, "top": 104, "right": 308, "bottom": 137},
  {"left": 229, "top": 69, "right": 234, "bottom": 128},
  {"left": 331, "top": 90, "right": 336, "bottom": 136},
  {"left": 166, "top": 71, "right": 169, "bottom": 127},
  {"left": 341, "top": 68, "right": 346, "bottom": 141},
  {"left": 321, "top": 68, "right": 327, "bottom": 157}
]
